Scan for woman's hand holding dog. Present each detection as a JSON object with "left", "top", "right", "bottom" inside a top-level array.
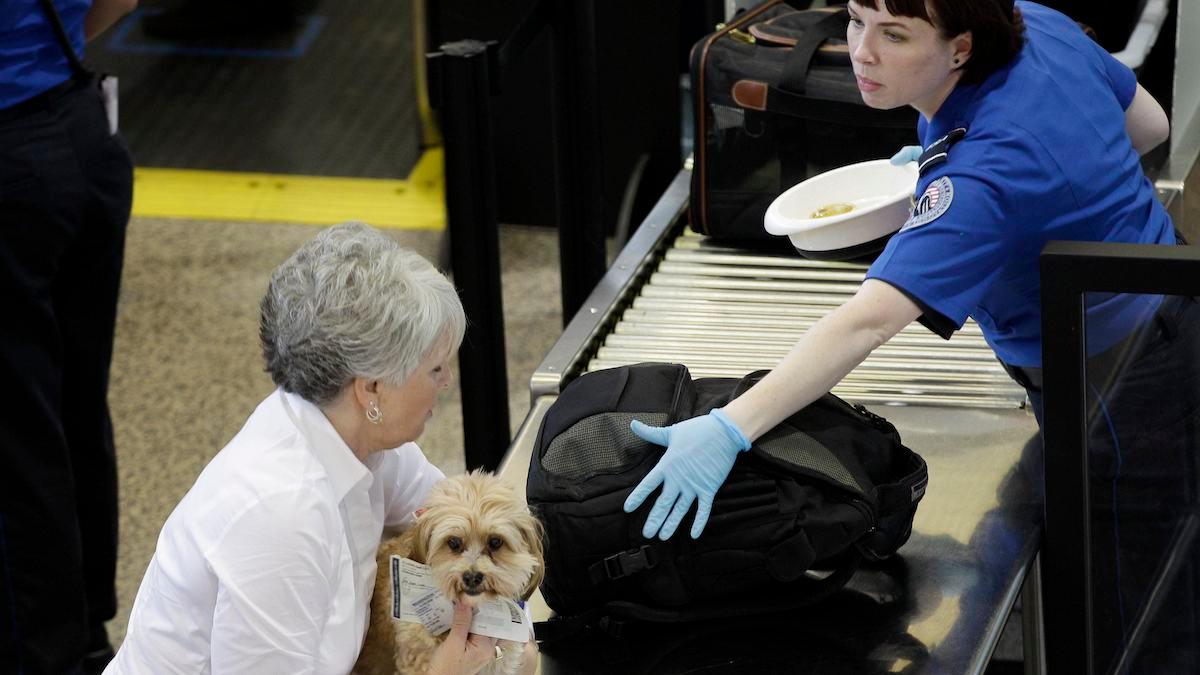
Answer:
[
  {"left": 428, "top": 602, "right": 497, "bottom": 675},
  {"left": 519, "top": 639, "right": 538, "bottom": 674}
]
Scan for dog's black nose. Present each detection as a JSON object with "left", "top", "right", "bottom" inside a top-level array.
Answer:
[{"left": 462, "top": 570, "right": 484, "bottom": 588}]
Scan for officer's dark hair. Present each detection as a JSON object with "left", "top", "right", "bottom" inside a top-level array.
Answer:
[{"left": 850, "top": 0, "right": 1026, "bottom": 85}]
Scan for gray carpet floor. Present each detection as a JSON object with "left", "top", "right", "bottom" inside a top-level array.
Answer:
[{"left": 106, "top": 217, "right": 561, "bottom": 645}]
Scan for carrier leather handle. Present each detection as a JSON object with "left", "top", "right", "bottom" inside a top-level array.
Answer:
[{"left": 778, "top": 8, "right": 850, "bottom": 95}]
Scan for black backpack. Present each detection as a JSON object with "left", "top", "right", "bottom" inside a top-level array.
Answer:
[{"left": 526, "top": 363, "right": 928, "bottom": 628}]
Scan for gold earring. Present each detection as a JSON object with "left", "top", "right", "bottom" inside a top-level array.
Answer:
[{"left": 366, "top": 401, "right": 383, "bottom": 425}]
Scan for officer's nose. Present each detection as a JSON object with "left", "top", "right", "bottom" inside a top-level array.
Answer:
[{"left": 851, "top": 34, "right": 877, "bottom": 65}]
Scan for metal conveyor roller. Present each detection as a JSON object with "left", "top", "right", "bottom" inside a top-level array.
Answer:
[{"left": 584, "top": 228, "right": 1028, "bottom": 409}]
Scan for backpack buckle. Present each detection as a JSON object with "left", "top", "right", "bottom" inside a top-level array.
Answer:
[{"left": 592, "top": 546, "right": 658, "bottom": 583}]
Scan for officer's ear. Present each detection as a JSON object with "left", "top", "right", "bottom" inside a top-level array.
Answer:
[{"left": 950, "top": 31, "right": 973, "bottom": 70}]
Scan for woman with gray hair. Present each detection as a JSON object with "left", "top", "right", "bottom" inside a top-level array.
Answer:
[{"left": 107, "top": 223, "right": 500, "bottom": 674}]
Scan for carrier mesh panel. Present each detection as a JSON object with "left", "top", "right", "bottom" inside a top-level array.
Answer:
[
  {"left": 712, "top": 103, "right": 745, "bottom": 132},
  {"left": 756, "top": 425, "right": 864, "bottom": 495},
  {"left": 542, "top": 412, "right": 670, "bottom": 479}
]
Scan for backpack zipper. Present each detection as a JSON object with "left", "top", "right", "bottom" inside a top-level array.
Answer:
[
  {"left": 667, "top": 366, "right": 690, "bottom": 422},
  {"left": 850, "top": 498, "right": 877, "bottom": 533},
  {"left": 852, "top": 402, "right": 895, "bottom": 434}
]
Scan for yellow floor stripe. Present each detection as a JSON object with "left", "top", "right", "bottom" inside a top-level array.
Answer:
[{"left": 131, "top": 148, "right": 445, "bottom": 230}]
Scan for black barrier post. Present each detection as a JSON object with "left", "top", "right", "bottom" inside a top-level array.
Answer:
[
  {"left": 549, "top": 0, "right": 609, "bottom": 325},
  {"left": 427, "top": 41, "right": 510, "bottom": 472}
]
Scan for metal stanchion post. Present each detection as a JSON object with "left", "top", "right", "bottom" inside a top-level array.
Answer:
[
  {"left": 549, "top": 0, "right": 608, "bottom": 325},
  {"left": 427, "top": 41, "right": 510, "bottom": 471}
]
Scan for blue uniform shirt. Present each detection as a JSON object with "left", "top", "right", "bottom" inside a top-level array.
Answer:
[
  {"left": 1, "top": 0, "right": 90, "bottom": 109},
  {"left": 865, "top": 1, "right": 1174, "bottom": 368}
]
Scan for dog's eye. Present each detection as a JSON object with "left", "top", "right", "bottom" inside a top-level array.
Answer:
[
  {"left": 488, "top": 537, "right": 504, "bottom": 551},
  {"left": 447, "top": 537, "right": 463, "bottom": 553}
]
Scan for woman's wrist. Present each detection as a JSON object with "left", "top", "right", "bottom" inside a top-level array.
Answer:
[{"left": 709, "top": 408, "right": 751, "bottom": 452}]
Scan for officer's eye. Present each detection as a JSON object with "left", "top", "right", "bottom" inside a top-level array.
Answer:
[
  {"left": 447, "top": 537, "right": 463, "bottom": 553},
  {"left": 488, "top": 537, "right": 504, "bottom": 551}
]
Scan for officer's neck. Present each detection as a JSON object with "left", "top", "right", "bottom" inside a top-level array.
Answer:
[{"left": 912, "top": 70, "right": 965, "bottom": 122}]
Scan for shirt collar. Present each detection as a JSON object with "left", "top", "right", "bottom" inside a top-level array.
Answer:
[
  {"left": 923, "top": 79, "right": 979, "bottom": 149},
  {"left": 277, "top": 388, "right": 372, "bottom": 501}
]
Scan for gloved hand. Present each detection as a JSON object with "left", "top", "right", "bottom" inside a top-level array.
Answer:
[
  {"left": 890, "top": 145, "right": 922, "bottom": 165},
  {"left": 623, "top": 408, "right": 751, "bottom": 540}
]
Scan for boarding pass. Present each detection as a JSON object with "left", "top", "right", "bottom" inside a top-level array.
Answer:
[{"left": 389, "top": 556, "right": 533, "bottom": 642}]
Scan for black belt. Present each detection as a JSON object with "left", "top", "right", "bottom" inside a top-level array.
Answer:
[
  {"left": 0, "top": 77, "right": 85, "bottom": 124},
  {"left": 1002, "top": 361, "right": 1043, "bottom": 392}
]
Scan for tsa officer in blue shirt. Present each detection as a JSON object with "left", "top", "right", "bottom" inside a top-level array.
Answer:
[
  {"left": 624, "top": 0, "right": 1197, "bottom": 669},
  {"left": 1, "top": 1, "right": 136, "bottom": 673}
]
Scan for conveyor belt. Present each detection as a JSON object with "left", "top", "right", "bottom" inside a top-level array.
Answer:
[
  {"left": 531, "top": 169, "right": 1031, "bottom": 411},
  {"left": 584, "top": 227, "right": 1028, "bottom": 409}
]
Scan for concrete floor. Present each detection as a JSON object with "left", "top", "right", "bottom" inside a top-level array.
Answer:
[{"left": 105, "top": 217, "right": 561, "bottom": 645}]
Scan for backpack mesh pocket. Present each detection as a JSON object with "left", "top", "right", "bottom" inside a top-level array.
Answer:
[
  {"left": 541, "top": 412, "right": 669, "bottom": 479},
  {"left": 756, "top": 423, "right": 865, "bottom": 495}
]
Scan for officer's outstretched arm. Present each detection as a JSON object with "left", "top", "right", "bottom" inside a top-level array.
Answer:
[
  {"left": 723, "top": 279, "right": 921, "bottom": 441},
  {"left": 1125, "top": 83, "right": 1169, "bottom": 155}
]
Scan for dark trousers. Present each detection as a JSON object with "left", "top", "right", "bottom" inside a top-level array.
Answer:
[
  {"left": 1008, "top": 294, "right": 1200, "bottom": 673},
  {"left": 0, "top": 78, "right": 133, "bottom": 674},
  {"left": 1086, "top": 295, "right": 1200, "bottom": 674}
]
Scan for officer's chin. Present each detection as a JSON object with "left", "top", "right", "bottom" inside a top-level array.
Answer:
[{"left": 858, "top": 94, "right": 904, "bottom": 111}]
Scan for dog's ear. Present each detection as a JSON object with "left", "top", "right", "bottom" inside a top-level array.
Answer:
[
  {"left": 407, "top": 508, "right": 434, "bottom": 565},
  {"left": 517, "top": 508, "right": 546, "bottom": 600}
]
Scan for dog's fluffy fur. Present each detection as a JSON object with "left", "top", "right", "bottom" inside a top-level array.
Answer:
[{"left": 356, "top": 471, "right": 544, "bottom": 675}]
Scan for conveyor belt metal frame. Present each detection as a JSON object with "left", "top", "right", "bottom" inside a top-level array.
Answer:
[{"left": 530, "top": 170, "right": 690, "bottom": 401}]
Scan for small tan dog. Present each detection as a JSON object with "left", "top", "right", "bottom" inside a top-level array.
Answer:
[{"left": 356, "top": 471, "right": 544, "bottom": 675}]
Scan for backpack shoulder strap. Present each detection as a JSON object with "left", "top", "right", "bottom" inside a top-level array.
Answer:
[
  {"left": 536, "top": 554, "right": 861, "bottom": 640},
  {"left": 534, "top": 607, "right": 607, "bottom": 642}
]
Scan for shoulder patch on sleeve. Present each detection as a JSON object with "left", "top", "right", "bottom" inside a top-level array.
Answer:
[{"left": 901, "top": 176, "right": 954, "bottom": 232}]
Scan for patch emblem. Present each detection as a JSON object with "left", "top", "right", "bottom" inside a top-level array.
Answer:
[{"left": 901, "top": 176, "right": 954, "bottom": 231}]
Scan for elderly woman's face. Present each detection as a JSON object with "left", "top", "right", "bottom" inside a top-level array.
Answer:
[{"left": 375, "top": 338, "right": 455, "bottom": 447}]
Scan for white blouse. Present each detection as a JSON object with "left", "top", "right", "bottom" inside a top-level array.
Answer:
[{"left": 106, "top": 388, "right": 445, "bottom": 674}]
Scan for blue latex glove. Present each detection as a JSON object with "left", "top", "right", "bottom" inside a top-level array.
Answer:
[
  {"left": 890, "top": 145, "right": 922, "bottom": 165},
  {"left": 623, "top": 408, "right": 751, "bottom": 540}
]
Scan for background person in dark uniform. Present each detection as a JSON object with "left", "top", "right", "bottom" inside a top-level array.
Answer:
[{"left": 1, "top": 0, "right": 136, "bottom": 672}]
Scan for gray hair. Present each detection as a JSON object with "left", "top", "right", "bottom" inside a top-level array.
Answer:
[{"left": 260, "top": 222, "right": 466, "bottom": 406}]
